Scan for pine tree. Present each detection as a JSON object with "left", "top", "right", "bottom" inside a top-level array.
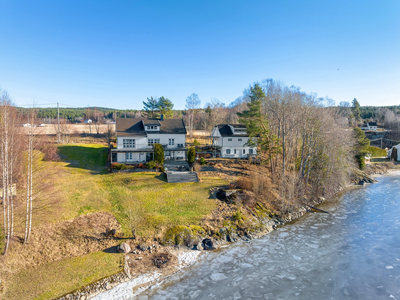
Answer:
[{"left": 237, "top": 84, "right": 280, "bottom": 172}]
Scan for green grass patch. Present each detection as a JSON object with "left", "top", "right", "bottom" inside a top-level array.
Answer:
[
  {"left": 58, "top": 144, "right": 108, "bottom": 171},
  {"left": 4, "top": 251, "right": 123, "bottom": 300},
  {"left": 367, "top": 146, "right": 387, "bottom": 157}
]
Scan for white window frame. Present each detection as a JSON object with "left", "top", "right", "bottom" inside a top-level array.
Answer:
[
  {"left": 249, "top": 149, "right": 253, "bottom": 154},
  {"left": 123, "top": 139, "right": 135, "bottom": 148},
  {"left": 226, "top": 149, "right": 231, "bottom": 154},
  {"left": 243, "top": 149, "right": 245, "bottom": 154},
  {"left": 126, "top": 153, "right": 133, "bottom": 160},
  {"left": 234, "top": 149, "right": 237, "bottom": 154},
  {"left": 228, "top": 138, "right": 232, "bottom": 141},
  {"left": 238, "top": 138, "right": 242, "bottom": 141},
  {"left": 169, "top": 138, "right": 175, "bottom": 146}
]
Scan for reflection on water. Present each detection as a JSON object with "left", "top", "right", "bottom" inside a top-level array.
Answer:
[{"left": 142, "top": 174, "right": 400, "bottom": 300}]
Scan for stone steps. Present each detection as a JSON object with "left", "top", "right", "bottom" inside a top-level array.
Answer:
[{"left": 166, "top": 171, "right": 199, "bottom": 183}]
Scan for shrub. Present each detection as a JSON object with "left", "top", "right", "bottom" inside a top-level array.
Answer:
[
  {"left": 112, "top": 163, "right": 126, "bottom": 170},
  {"left": 146, "top": 161, "right": 157, "bottom": 169},
  {"left": 159, "top": 166, "right": 165, "bottom": 173},
  {"left": 199, "top": 157, "right": 207, "bottom": 165},
  {"left": 187, "top": 147, "right": 196, "bottom": 164},
  {"left": 162, "top": 225, "right": 206, "bottom": 246},
  {"left": 235, "top": 177, "right": 252, "bottom": 190},
  {"left": 193, "top": 139, "right": 200, "bottom": 146},
  {"left": 232, "top": 210, "right": 244, "bottom": 221},
  {"left": 154, "top": 143, "right": 164, "bottom": 165}
]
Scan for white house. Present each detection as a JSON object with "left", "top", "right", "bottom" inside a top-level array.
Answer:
[
  {"left": 84, "top": 119, "right": 93, "bottom": 124},
  {"left": 111, "top": 117, "right": 187, "bottom": 164},
  {"left": 361, "top": 122, "right": 378, "bottom": 131},
  {"left": 210, "top": 124, "right": 257, "bottom": 158}
]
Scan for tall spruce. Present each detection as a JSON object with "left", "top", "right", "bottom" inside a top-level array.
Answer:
[
  {"left": 142, "top": 97, "right": 159, "bottom": 118},
  {"left": 237, "top": 84, "right": 280, "bottom": 173}
]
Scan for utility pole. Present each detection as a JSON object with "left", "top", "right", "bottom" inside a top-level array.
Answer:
[{"left": 57, "top": 102, "right": 60, "bottom": 143}]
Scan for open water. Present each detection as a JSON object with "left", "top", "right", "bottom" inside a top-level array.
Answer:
[{"left": 140, "top": 173, "right": 400, "bottom": 300}]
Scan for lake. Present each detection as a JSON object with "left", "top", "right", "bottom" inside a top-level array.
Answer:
[{"left": 141, "top": 173, "right": 400, "bottom": 300}]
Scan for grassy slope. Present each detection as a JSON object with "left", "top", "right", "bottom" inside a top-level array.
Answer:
[
  {"left": 4, "top": 252, "right": 123, "bottom": 300},
  {"left": 4, "top": 144, "right": 225, "bottom": 300}
]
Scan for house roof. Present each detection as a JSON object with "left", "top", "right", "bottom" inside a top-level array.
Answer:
[
  {"left": 368, "top": 122, "right": 378, "bottom": 126},
  {"left": 215, "top": 124, "right": 248, "bottom": 137},
  {"left": 116, "top": 118, "right": 186, "bottom": 137}
]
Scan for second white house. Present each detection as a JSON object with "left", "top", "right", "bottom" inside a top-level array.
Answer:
[{"left": 210, "top": 124, "right": 257, "bottom": 158}]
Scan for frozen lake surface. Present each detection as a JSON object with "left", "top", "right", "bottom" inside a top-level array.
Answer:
[{"left": 139, "top": 174, "right": 400, "bottom": 300}]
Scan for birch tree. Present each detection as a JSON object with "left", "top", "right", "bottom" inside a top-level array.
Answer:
[
  {"left": 185, "top": 93, "right": 201, "bottom": 137},
  {"left": 0, "top": 92, "right": 20, "bottom": 255}
]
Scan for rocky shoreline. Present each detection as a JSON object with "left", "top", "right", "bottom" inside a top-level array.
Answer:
[{"left": 57, "top": 165, "right": 397, "bottom": 300}]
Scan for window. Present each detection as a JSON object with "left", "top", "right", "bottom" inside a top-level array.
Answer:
[
  {"left": 123, "top": 139, "right": 135, "bottom": 148},
  {"left": 226, "top": 149, "right": 231, "bottom": 154},
  {"left": 126, "top": 153, "right": 133, "bottom": 160},
  {"left": 146, "top": 125, "right": 158, "bottom": 130},
  {"left": 238, "top": 138, "right": 242, "bottom": 141},
  {"left": 243, "top": 149, "right": 245, "bottom": 154},
  {"left": 177, "top": 143, "right": 184, "bottom": 148},
  {"left": 249, "top": 149, "right": 253, "bottom": 154},
  {"left": 234, "top": 149, "right": 237, "bottom": 154},
  {"left": 228, "top": 138, "right": 232, "bottom": 141},
  {"left": 148, "top": 139, "right": 160, "bottom": 146},
  {"left": 169, "top": 139, "right": 175, "bottom": 146}
]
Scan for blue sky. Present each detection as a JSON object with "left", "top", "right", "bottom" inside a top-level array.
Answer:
[{"left": 0, "top": 0, "right": 399, "bottom": 110}]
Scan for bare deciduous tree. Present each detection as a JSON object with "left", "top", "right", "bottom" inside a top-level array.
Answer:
[{"left": 185, "top": 93, "right": 201, "bottom": 137}]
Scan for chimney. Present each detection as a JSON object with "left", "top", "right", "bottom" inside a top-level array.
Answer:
[{"left": 160, "top": 114, "right": 164, "bottom": 121}]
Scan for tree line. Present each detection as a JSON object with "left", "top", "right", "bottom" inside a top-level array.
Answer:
[{"left": 237, "top": 80, "right": 357, "bottom": 213}]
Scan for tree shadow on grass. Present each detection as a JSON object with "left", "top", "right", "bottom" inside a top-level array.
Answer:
[
  {"left": 155, "top": 173, "right": 167, "bottom": 182},
  {"left": 57, "top": 145, "right": 109, "bottom": 175}
]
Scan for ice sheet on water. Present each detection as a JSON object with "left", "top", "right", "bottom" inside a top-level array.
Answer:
[{"left": 210, "top": 272, "right": 228, "bottom": 281}]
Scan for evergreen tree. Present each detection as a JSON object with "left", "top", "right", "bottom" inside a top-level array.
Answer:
[
  {"left": 351, "top": 98, "right": 361, "bottom": 123},
  {"left": 237, "top": 84, "right": 280, "bottom": 167},
  {"left": 154, "top": 143, "right": 164, "bottom": 165},
  {"left": 158, "top": 96, "right": 174, "bottom": 118},
  {"left": 187, "top": 147, "right": 196, "bottom": 164},
  {"left": 142, "top": 97, "right": 159, "bottom": 118},
  {"left": 353, "top": 127, "right": 370, "bottom": 169}
]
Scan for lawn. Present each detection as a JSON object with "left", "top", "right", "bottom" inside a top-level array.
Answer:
[
  {"left": 55, "top": 144, "right": 226, "bottom": 235},
  {"left": 1, "top": 144, "right": 226, "bottom": 300},
  {"left": 4, "top": 251, "right": 123, "bottom": 300}
]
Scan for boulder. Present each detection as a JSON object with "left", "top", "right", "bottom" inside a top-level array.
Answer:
[
  {"left": 117, "top": 242, "right": 131, "bottom": 253},
  {"left": 202, "top": 238, "right": 216, "bottom": 250},
  {"left": 139, "top": 244, "right": 149, "bottom": 251}
]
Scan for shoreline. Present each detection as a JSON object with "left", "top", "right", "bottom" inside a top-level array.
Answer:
[{"left": 60, "top": 166, "right": 400, "bottom": 300}]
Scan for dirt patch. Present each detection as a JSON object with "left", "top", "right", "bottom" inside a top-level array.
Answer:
[{"left": 0, "top": 212, "right": 122, "bottom": 276}]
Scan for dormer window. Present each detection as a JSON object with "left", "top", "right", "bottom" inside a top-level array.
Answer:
[
  {"left": 233, "top": 128, "right": 247, "bottom": 134},
  {"left": 145, "top": 125, "right": 159, "bottom": 131}
]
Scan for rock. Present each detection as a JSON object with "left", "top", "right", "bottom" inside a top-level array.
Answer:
[
  {"left": 117, "top": 242, "right": 131, "bottom": 253},
  {"left": 202, "top": 238, "right": 216, "bottom": 250},
  {"left": 192, "top": 242, "right": 203, "bottom": 251},
  {"left": 136, "top": 257, "right": 142, "bottom": 260},
  {"left": 139, "top": 244, "right": 149, "bottom": 251},
  {"left": 226, "top": 234, "right": 236, "bottom": 243}
]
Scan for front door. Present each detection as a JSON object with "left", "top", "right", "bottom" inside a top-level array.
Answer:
[{"left": 146, "top": 152, "right": 153, "bottom": 162}]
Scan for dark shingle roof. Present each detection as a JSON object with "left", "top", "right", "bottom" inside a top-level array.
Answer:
[
  {"left": 215, "top": 124, "right": 248, "bottom": 137},
  {"left": 116, "top": 118, "right": 186, "bottom": 137},
  {"left": 368, "top": 122, "right": 378, "bottom": 126}
]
